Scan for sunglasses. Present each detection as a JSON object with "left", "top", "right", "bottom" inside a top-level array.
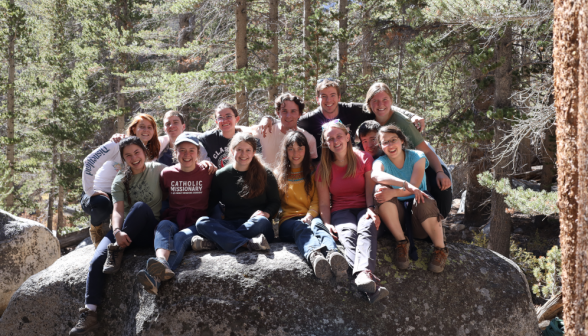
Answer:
[
  {"left": 317, "top": 78, "right": 338, "bottom": 84},
  {"left": 321, "top": 119, "right": 345, "bottom": 130}
]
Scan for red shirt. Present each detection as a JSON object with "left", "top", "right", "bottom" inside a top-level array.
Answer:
[
  {"left": 159, "top": 164, "right": 213, "bottom": 230},
  {"left": 317, "top": 150, "right": 373, "bottom": 213}
]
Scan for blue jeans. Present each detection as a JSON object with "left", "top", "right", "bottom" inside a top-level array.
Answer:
[
  {"left": 195, "top": 216, "right": 273, "bottom": 253},
  {"left": 85, "top": 202, "right": 157, "bottom": 305},
  {"left": 154, "top": 220, "right": 201, "bottom": 271},
  {"left": 310, "top": 219, "right": 339, "bottom": 252},
  {"left": 280, "top": 217, "right": 337, "bottom": 260}
]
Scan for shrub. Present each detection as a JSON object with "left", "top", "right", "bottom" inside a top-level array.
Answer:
[{"left": 532, "top": 245, "right": 562, "bottom": 299}]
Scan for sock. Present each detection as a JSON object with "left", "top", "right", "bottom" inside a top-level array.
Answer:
[{"left": 85, "top": 304, "right": 97, "bottom": 311}]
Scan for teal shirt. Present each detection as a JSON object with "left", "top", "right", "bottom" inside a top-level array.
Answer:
[
  {"left": 384, "top": 107, "right": 425, "bottom": 148},
  {"left": 375, "top": 149, "right": 428, "bottom": 201}
]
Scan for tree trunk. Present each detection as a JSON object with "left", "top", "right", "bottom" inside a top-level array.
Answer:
[
  {"left": 517, "top": 136, "right": 534, "bottom": 173},
  {"left": 47, "top": 142, "right": 58, "bottom": 233},
  {"left": 5, "top": 0, "right": 16, "bottom": 208},
  {"left": 540, "top": 122, "right": 557, "bottom": 191},
  {"left": 235, "top": 0, "right": 248, "bottom": 125},
  {"left": 178, "top": 14, "right": 196, "bottom": 73},
  {"left": 267, "top": 0, "right": 279, "bottom": 103},
  {"left": 553, "top": 0, "right": 588, "bottom": 333},
  {"left": 337, "top": 0, "right": 347, "bottom": 96},
  {"left": 464, "top": 145, "right": 491, "bottom": 225},
  {"left": 488, "top": 25, "right": 513, "bottom": 257},
  {"left": 117, "top": 75, "right": 125, "bottom": 133},
  {"left": 396, "top": 33, "right": 404, "bottom": 105},
  {"left": 56, "top": 150, "right": 65, "bottom": 232},
  {"left": 361, "top": 8, "right": 372, "bottom": 77},
  {"left": 303, "top": 0, "right": 311, "bottom": 104}
]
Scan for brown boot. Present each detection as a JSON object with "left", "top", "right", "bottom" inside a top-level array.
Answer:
[
  {"left": 89, "top": 224, "right": 105, "bottom": 249},
  {"left": 103, "top": 243, "right": 125, "bottom": 274},
  {"left": 394, "top": 239, "right": 410, "bottom": 270},
  {"left": 428, "top": 246, "right": 449, "bottom": 273},
  {"left": 69, "top": 307, "right": 99, "bottom": 335}
]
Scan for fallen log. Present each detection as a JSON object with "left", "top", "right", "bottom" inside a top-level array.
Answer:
[
  {"left": 536, "top": 291, "right": 563, "bottom": 322},
  {"left": 58, "top": 228, "right": 89, "bottom": 248}
]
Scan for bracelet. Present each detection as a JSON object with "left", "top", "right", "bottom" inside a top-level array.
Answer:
[
  {"left": 401, "top": 181, "right": 407, "bottom": 191},
  {"left": 113, "top": 228, "right": 121, "bottom": 236}
]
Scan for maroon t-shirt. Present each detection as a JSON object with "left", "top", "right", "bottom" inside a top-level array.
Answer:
[{"left": 160, "top": 163, "right": 213, "bottom": 230}]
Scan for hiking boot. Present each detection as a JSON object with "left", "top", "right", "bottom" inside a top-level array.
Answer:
[
  {"left": 355, "top": 270, "right": 380, "bottom": 294},
  {"left": 394, "top": 239, "right": 410, "bottom": 270},
  {"left": 326, "top": 250, "right": 348, "bottom": 277},
  {"left": 137, "top": 270, "right": 160, "bottom": 295},
  {"left": 191, "top": 235, "right": 216, "bottom": 251},
  {"left": 308, "top": 251, "right": 332, "bottom": 280},
  {"left": 103, "top": 243, "right": 125, "bottom": 274},
  {"left": 69, "top": 307, "right": 99, "bottom": 335},
  {"left": 146, "top": 257, "right": 175, "bottom": 281},
  {"left": 428, "top": 246, "right": 449, "bottom": 273},
  {"left": 89, "top": 223, "right": 105, "bottom": 249},
  {"left": 367, "top": 286, "right": 389, "bottom": 304},
  {"left": 247, "top": 234, "right": 270, "bottom": 252}
]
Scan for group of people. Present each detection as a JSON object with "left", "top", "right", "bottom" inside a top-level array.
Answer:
[{"left": 70, "top": 79, "right": 453, "bottom": 335}]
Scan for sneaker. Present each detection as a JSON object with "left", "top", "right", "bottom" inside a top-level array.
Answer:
[
  {"left": 308, "top": 251, "right": 332, "bottom": 280},
  {"left": 326, "top": 250, "right": 348, "bottom": 277},
  {"left": 89, "top": 223, "right": 105, "bottom": 249},
  {"left": 137, "top": 270, "right": 161, "bottom": 295},
  {"left": 355, "top": 270, "right": 380, "bottom": 294},
  {"left": 69, "top": 307, "right": 99, "bottom": 335},
  {"left": 247, "top": 234, "right": 270, "bottom": 252},
  {"left": 103, "top": 243, "right": 125, "bottom": 274},
  {"left": 394, "top": 239, "right": 410, "bottom": 270},
  {"left": 367, "top": 286, "right": 389, "bottom": 304},
  {"left": 191, "top": 235, "right": 216, "bottom": 251},
  {"left": 146, "top": 257, "right": 175, "bottom": 281},
  {"left": 428, "top": 246, "right": 449, "bottom": 273}
]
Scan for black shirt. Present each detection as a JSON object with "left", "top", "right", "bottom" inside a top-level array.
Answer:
[{"left": 198, "top": 129, "right": 262, "bottom": 168}]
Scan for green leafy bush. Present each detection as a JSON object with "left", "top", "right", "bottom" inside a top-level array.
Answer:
[{"left": 532, "top": 246, "right": 562, "bottom": 299}]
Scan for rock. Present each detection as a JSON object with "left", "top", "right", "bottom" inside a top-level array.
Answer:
[
  {"left": 514, "top": 227, "right": 524, "bottom": 234},
  {"left": 0, "top": 210, "right": 60, "bottom": 315},
  {"left": 76, "top": 237, "right": 93, "bottom": 250},
  {"left": 450, "top": 224, "right": 466, "bottom": 232},
  {"left": 0, "top": 238, "right": 539, "bottom": 335},
  {"left": 458, "top": 190, "right": 466, "bottom": 214},
  {"left": 451, "top": 198, "right": 461, "bottom": 210}
]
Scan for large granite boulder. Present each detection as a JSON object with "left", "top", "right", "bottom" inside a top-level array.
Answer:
[
  {"left": 0, "top": 237, "right": 539, "bottom": 335},
  {"left": 0, "top": 210, "right": 60, "bottom": 315}
]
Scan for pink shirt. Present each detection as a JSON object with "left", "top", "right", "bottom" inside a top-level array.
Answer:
[{"left": 318, "top": 150, "right": 373, "bottom": 213}]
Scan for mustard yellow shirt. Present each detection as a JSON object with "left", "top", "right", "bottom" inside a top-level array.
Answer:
[{"left": 279, "top": 168, "right": 319, "bottom": 224}]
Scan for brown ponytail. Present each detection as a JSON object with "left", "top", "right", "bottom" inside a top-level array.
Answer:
[{"left": 118, "top": 136, "right": 149, "bottom": 204}]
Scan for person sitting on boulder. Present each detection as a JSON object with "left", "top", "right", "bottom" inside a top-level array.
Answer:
[
  {"left": 356, "top": 120, "right": 383, "bottom": 159},
  {"left": 364, "top": 82, "right": 453, "bottom": 217},
  {"left": 195, "top": 132, "right": 280, "bottom": 253},
  {"left": 81, "top": 114, "right": 163, "bottom": 248},
  {"left": 70, "top": 136, "right": 166, "bottom": 335},
  {"left": 371, "top": 125, "right": 448, "bottom": 273},
  {"left": 316, "top": 120, "right": 389, "bottom": 303},
  {"left": 275, "top": 130, "right": 347, "bottom": 279},
  {"left": 137, "top": 133, "right": 217, "bottom": 295}
]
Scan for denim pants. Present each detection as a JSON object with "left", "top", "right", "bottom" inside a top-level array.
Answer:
[
  {"left": 331, "top": 208, "right": 377, "bottom": 275},
  {"left": 279, "top": 217, "right": 338, "bottom": 260},
  {"left": 154, "top": 220, "right": 201, "bottom": 271},
  {"left": 85, "top": 202, "right": 158, "bottom": 305},
  {"left": 195, "top": 216, "right": 273, "bottom": 253},
  {"left": 80, "top": 192, "right": 113, "bottom": 226}
]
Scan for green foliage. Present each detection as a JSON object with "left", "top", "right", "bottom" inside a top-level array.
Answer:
[
  {"left": 478, "top": 171, "right": 558, "bottom": 216},
  {"left": 510, "top": 240, "right": 540, "bottom": 288},
  {"left": 532, "top": 245, "right": 562, "bottom": 299}
]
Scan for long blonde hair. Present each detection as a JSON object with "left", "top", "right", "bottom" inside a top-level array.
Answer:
[{"left": 319, "top": 121, "right": 357, "bottom": 187}]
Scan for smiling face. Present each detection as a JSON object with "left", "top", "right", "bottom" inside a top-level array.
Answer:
[
  {"left": 215, "top": 108, "right": 240, "bottom": 134},
  {"left": 324, "top": 126, "right": 350, "bottom": 156},
  {"left": 176, "top": 142, "right": 199, "bottom": 172},
  {"left": 317, "top": 87, "right": 341, "bottom": 117},
  {"left": 278, "top": 100, "right": 301, "bottom": 131},
  {"left": 369, "top": 91, "right": 393, "bottom": 118},
  {"left": 122, "top": 144, "right": 147, "bottom": 174},
  {"left": 232, "top": 141, "right": 254, "bottom": 170},
  {"left": 133, "top": 119, "right": 155, "bottom": 144},
  {"left": 164, "top": 115, "right": 185, "bottom": 140},
  {"left": 287, "top": 142, "right": 306, "bottom": 169},
  {"left": 360, "top": 131, "right": 381, "bottom": 158},
  {"left": 380, "top": 132, "right": 404, "bottom": 160}
]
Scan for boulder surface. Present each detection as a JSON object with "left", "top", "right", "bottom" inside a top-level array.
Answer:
[
  {"left": 0, "top": 236, "right": 539, "bottom": 335},
  {"left": 0, "top": 210, "right": 60, "bottom": 315}
]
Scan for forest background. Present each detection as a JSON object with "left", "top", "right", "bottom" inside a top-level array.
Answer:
[{"left": 0, "top": 0, "right": 562, "bottom": 319}]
